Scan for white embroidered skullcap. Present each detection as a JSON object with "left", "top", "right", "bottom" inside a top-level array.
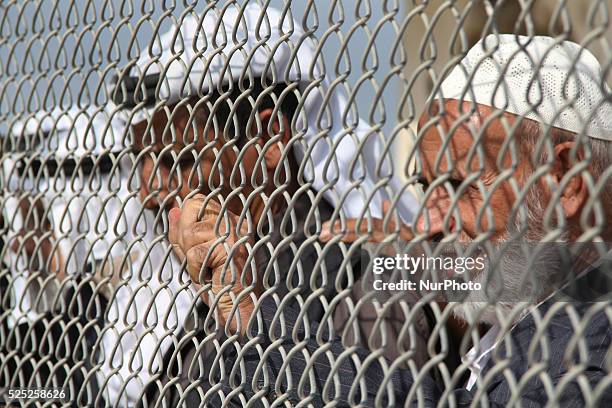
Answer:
[
  {"left": 435, "top": 34, "right": 612, "bottom": 140},
  {"left": 113, "top": 3, "right": 415, "bottom": 220}
]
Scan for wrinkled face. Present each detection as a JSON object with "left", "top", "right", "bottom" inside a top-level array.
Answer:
[
  {"left": 415, "top": 100, "right": 587, "bottom": 324},
  {"left": 132, "top": 101, "right": 284, "bottom": 216},
  {"left": 415, "top": 99, "right": 531, "bottom": 242}
]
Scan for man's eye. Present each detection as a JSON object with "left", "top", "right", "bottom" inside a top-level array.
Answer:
[
  {"left": 177, "top": 155, "right": 196, "bottom": 169},
  {"left": 158, "top": 153, "right": 194, "bottom": 170},
  {"left": 159, "top": 153, "right": 175, "bottom": 169}
]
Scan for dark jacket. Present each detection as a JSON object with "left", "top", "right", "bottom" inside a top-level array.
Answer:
[
  {"left": 145, "top": 192, "right": 434, "bottom": 406},
  {"left": 213, "top": 262, "right": 611, "bottom": 407},
  {"left": 144, "top": 193, "right": 370, "bottom": 405}
]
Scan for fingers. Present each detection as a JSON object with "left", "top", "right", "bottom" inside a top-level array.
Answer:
[
  {"left": 181, "top": 221, "right": 216, "bottom": 252},
  {"left": 180, "top": 194, "right": 205, "bottom": 227},
  {"left": 181, "top": 194, "right": 221, "bottom": 228},
  {"left": 187, "top": 240, "right": 254, "bottom": 335},
  {"left": 185, "top": 243, "right": 213, "bottom": 284},
  {"left": 172, "top": 193, "right": 253, "bottom": 334},
  {"left": 185, "top": 242, "right": 242, "bottom": 290},
  {"left": 320, "top": 218, "right": 369, "bottom": 242},
  {"left": 319, "top": 200, "right": 415, "bottom": 243},
  {"left": 168, "top": 207, "right": 181, "bottom": 244},
  {"left": 172, "top": 195, "right": 240, "bottom": 253}
]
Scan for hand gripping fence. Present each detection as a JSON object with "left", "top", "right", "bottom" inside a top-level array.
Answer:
[{"left": 0, "top": 1, "right": 611, "bottom": 407}]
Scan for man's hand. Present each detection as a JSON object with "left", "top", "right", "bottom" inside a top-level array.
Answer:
[
  {"left": 168, "top": 194, "right": 255, "bottom": 335},
  {"left": 319, "top": 200, "right": 414, "bottom": 243}
]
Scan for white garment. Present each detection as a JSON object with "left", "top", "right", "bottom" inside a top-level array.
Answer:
[
  {"left": 4, "top": 105, "right": 198, "bottom": 407},
  {"left": 97, "top": 206, "right": 198, "bottom": 406},
  {"left": 462, "top": 325, "right": 501, "bottom": 391}
]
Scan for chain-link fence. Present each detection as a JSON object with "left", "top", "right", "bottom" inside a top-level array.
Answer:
[{"left": 1, "top": 0, "right": 611, "bottom": 407}]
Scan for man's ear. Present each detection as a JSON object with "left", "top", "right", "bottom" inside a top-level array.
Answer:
[
  {"left": 252, "top": 108, "right": 291, "bottom": 171},
  {"left": 551, "top": 141, "right": 588, "bottom": 219}
]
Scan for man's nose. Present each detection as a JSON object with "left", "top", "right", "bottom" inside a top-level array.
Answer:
[{"left": 415, "top": 190, "right": 456, "bottom": 238}]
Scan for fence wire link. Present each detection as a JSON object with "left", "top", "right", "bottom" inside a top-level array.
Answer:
[{"left": 1, "top": 0, "right": 611, "bottom": 407}]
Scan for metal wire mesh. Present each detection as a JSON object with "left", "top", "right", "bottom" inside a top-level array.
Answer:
[{"left": 0, "top": 0, "right": 611, "bottom": 407}]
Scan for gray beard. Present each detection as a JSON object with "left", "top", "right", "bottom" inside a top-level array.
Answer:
[{"left": 451, "top": 193, "right": 571, "bottom": 326}]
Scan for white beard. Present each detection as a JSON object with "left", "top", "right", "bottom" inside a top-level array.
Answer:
[{"left": 450, "top": 193, "right": 571, "bottom": 326}]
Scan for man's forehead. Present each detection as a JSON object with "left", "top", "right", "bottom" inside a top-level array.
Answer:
[
  {"left": 418, "top": 100, "right": 513, "bottom": 149},
  {"left": 417, "top": 100, "right": 515, "bottom": 173},
  {"left": 131, "top": 104, "right": 209, "bottom": 152}
]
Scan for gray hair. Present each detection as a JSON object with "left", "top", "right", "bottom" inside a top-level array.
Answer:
[{"left": 515, "top": 118, "right": 612, "bottom": 240}]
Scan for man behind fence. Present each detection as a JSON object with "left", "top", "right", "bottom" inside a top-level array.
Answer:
[
  {"left": 113, "top": 4, "right": 418, "bottom": 405},
  {"left": 170, "top": 35, "right": 612, "bottom": 406}
]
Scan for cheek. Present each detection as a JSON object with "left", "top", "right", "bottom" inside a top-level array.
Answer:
[
  {"left": 225, "top": 146, "right": 259, "bottom": 186},
  {"left": 454, "top": 199, "right": 478, "bottom": 232},
  {"left": 240, "top": 149, "right": 259, "bottom": 176},
  {"left": 471, "top": 184, "right": 515, "bottom": 238},
  {"left": 444, "top": 196, "right": 480, "bottom": 238},
  {"left": 443, "top": 192, "right": 486, "bottom": 237},
  {"left": 174, "top": 167, "right": 193, "bottom": 198},
  {"left": 139, "top": 159, "right": 154, "bottom": 184},
  {"left": 193, "top": 153, "right": 220, "bottom": 189}
]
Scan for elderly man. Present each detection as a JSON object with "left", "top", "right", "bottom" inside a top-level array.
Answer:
[
  {"left": 112, "top": 4, "right": 417, "bottom": 405},
  {"left": 170, "top": 34, "right": 611, "bottom": 406}
]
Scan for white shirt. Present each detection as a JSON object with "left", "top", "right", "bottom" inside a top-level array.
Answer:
[
  {"left": 94, "top": 170, "right": 199, "bottom": 406},
  {"left": 462, "top": 325, "right": 501, "bottom": 391}
]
